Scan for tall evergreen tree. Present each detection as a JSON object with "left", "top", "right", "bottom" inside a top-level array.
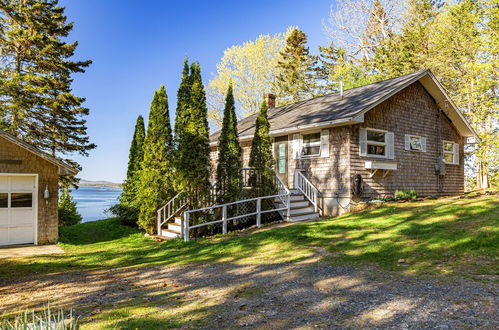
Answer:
[
  {"left": 119, "top": 115, "right": 145, "bottom": 211},
  {"left": 248, "top": 99, "right": 275, "bottom": 196},
  {"left": 0, "top": 0, "right": 94, "bottom": 175},
  {"left": 275, "top": 28, "right": 317, "bottom": 105},
  {"left": 180, "top": 62, "right": 211, "bottom": 205},
  {"left": 216, "top": 83, "right": 243, "bottom": 203},
  {"left": 173, "top": 58, "right": 192, "bottom": 146},
  {"left": 317, "top": 42, "right": 342, "bottom": 95},
  {"left": 137, "top": 86, "right": 173, "bottom": 233}
]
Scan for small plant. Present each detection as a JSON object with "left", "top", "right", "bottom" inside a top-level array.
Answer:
[
  {"left": 1, "top": 305, "right": 78, "bottom": 329},
  {"left": 393, "top": 190, "right": 418, "bottom": 201},
  {"left": 381, "top": 194, "right": 395, "bottom": 201}
]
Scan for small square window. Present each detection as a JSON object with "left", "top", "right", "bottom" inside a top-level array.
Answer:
[{"left": 409, "top": 136, "right": 422, "bottom": 151}]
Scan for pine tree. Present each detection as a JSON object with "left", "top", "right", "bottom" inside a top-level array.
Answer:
[
  {"left": 216, "top": 83, "right": 243, "bottom": 203},
  {"left": 58, "top": 188, "right": 82, "bottom": 226},
  {"left": 177, "top": 62, "right": 211, "bottom": 205},
  {"left": 137, "top": 86, "right": 174, "bottom": 233},
  {"left": 248, "top": 99, "right": 275, "bottom": 197},
  {"left": 317, "top": 42, "right": 342, "bottom": 95},
  {"left": 0, "top": 0, "right": 94, "bottom": 175},
  {"left": 373, "top": 0, "right": 442, "bottom": 77},
  {"left": 116, "top": 115, "right": 145, "bottom": 224},
  {"left": 275, "top": 28, "right": 317, "bottom": 104}
]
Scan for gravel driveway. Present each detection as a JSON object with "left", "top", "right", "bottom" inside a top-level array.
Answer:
[{"left": 0, "top": 249, "right": 497, "bottom": 329}]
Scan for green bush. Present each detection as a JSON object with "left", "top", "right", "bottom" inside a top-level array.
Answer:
[
  {"left": 58, "top": 188, "right": 82, "bottom": 226},
  {"left": 0, "top": 305, "right": 78, "bottom": 329},
  {"left": 393, "top": 189, "right": 417, "bottom": 201},
  {"left": 108, "top": 203, "right": 138, "bottom": 227}
]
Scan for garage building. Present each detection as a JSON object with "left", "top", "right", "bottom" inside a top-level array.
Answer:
[{"left": 0, "top": 130, "right": 77, "bottom": 246}]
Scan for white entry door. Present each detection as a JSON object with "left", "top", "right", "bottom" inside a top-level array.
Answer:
[{"left": 0, "top": 175, "right": 37, "bottom": 246}]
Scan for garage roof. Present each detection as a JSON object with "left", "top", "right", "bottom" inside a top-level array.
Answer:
[
  {"left": 209, "top": 69, "right": 478, "bottom": 144},
  {"left": 0, "top": 130, "right": 78, "bottom": 176}
]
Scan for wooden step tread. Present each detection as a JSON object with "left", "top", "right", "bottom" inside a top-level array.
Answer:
[
  {"left": 161, "top": 228, "right": 180, "bottom": 234},
  {"left": 290, "top": 210, "right": 320, "bottom": 217},
  {"left": 289, "top": 204, "right": 313, "bottom": 210}
]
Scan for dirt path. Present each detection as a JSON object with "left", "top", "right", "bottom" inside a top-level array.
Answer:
[{"left": 0, "top": 251, "right": 497, "bottom": 329}]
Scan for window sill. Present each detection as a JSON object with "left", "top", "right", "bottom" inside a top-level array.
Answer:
[
  {"left": 299, "top": 155, "right": 322, "bottom": 159},
  {"left": 362, "top": 154, "right": 389, "bottom": 159}
]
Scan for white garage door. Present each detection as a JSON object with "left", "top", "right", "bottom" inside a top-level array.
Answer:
[{"left": 0, "top": 175, "right": 37, "bottom": 246}]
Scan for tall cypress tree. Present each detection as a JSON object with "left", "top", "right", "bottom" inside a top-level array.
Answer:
[
  {"left": 176, "top": 62, "right": 211, "bottom": 205},
  {"left": 119, "top": 115, "right": 146, "bottom": 212},
  {"left": 0, "top": 0, "right": 94, "bottom": 174},
  {"left": 216, "top": 83, "right": 242, "bottom": 203},
  {"left": 173, "top": 58, "right": 192, "bottom": 144},
  {"left": 275, "top": 28, "right": 317, "bottom": 104},
  {"left": 137, "top": 86, "right": 173, "bottom": 233},
  {"left": 248, "top": 99, "right": 275, "bottom": 197}
]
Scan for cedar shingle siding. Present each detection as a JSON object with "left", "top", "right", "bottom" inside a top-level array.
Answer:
[
  {"left": 349, "top": 81, "right": 464, "bottom": 198},
  {"left": 0, "top": 136, "right": 60, "bottom": 244},
  {"left": 210, "top": 74, "right": 469, "bottom": 217}
]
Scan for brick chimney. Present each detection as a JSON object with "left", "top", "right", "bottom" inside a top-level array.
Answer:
[{"left": 264, "top": 93, "right": 276, "bottom": 108}]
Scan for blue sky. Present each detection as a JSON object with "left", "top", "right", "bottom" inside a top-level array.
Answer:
[{"left": 63, "top": 0, "right": 336, "bottom": 182}]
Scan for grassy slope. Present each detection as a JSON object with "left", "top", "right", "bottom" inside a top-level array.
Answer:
[{"left": 0, "top": 193, "right": 497, "bottom": 279}]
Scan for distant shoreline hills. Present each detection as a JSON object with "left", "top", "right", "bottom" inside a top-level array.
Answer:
[{"left": 79, "top": 179, "right": 123, "bottom": 188}]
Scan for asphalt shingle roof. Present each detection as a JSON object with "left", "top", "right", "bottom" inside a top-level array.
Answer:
[{"left": 210, "top": 70, "right": 429, "bottom": 143}]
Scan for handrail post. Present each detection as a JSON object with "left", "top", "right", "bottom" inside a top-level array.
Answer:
[
  {"left": 157, "top": 209, "right": 161, "bottom": 235},
  {"left": 184, "top": 212, "right": 190, "bottom": 242},
  {"left": 256, "top": 198, "right": 261, "bottom": 228},
  {"left": 222, "top": 205, "right": 227, "bottom": 234},
  {"left": 286, "top": 193, "right": 291, "bottom": 221}
]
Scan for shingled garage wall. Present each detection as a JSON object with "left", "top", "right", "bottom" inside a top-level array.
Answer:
[
  {"left": 349, "top": 81, "right": 465, "bottom": 199},
  {"left": 0, "top": 136, "right": 59, "bottom": 244}
]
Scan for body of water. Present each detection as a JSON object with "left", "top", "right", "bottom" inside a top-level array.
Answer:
[{"left": 71, "top": 186, "right": 122, "bottom": 222}]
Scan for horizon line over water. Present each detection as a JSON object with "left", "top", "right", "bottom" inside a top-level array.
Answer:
[{"left": 70, "top": 186, "right": 122, "bottom": 222}]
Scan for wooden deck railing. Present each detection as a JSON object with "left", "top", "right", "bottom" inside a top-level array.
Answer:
[{"left": 181, "top": 173, "right": 290, "bottom": 241}]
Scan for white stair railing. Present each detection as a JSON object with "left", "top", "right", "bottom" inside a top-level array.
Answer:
[
  {"left": 156, "top": 191, "right": 188, "bottom": 235},
  {"left": 274, "top": 174, "right": 291, "bottom": 221},
  {"left": 182, "top": 173, "right": 290, "bottom": 242},
  {"left": 294, "top": 171, "right": 321, "bottom": 214}
]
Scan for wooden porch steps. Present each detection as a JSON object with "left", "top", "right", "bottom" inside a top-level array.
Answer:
[{"left": 276, "top": 189, "right": 321, "bottom": 222}]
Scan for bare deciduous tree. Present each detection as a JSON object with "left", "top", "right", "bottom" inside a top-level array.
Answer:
[{"left": 324, "top": 0, "right": 406, "bottom": 60}]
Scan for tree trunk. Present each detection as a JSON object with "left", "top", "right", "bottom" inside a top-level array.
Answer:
[{"left": 476, "top": 159, "right": 489, "bottom": 189}]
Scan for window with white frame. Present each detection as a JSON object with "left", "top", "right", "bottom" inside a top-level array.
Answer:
[
  {"left": 359, "top": 128, "right": 394, "bottom": 159},
  {"left": 443, "top": 141, "right": 459, "bottom": 165},
  {"left": 301, "top": 132, "right": 321, "bottom": 157},
  {"left": 404, "top": 134, "right": 427, "bottom": 152},
  {"left": 366, "top": 129, "right": 387, "bottom": 157}
]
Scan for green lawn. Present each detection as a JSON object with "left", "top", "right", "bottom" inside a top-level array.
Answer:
[{"left": 0, "top": 193, "right": 497, "bottom": 278}]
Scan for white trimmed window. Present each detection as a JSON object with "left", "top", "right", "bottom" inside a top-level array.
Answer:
[
  {"left": 292, "top": 129, "right": 330, "bottom": 159},
  {"left": 404, "top": 134, "right": 427, "bottom": 152},
  {"left": 359, "top": 128, "right": 394, "bottom": 159},
  {"left": 301, "top": 132, "right": 321, "bottom": 157},
  {"left": 443, "top": 141, "right": 459, "bottom": 165}
]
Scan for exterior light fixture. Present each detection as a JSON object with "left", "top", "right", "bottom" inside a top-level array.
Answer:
[{"left": 44, "top": 184, "right": 50, "bottom": 199}]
